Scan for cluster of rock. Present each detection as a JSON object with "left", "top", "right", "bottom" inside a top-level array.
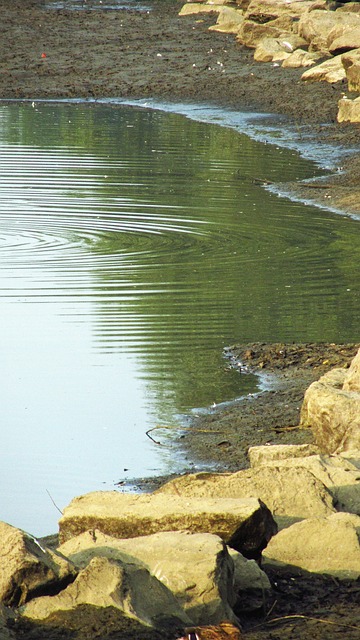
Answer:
[
  {"left": 179, "top": 0, "right": 360, "bottom": 122},
  {"left": 1, "top": 349, "right": 360, "bottom": 638}
]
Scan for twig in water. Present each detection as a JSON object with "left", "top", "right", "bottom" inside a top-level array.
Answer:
[
  {"left": 146, "top": 424, "right": 224, "bottom": 446},
  {"left": 46, "top": 489, "right": 63, "bottom": 515}
]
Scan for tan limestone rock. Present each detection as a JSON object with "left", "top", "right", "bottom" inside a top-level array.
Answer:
[
  {"left": 282, "top": 48, "right": 323, "bottom": 66},
  {"left": 59, "top": 530, "right": 238, "bottom": 625},
  {"left": 301, "top": 54, "right": 346, "bottom": 82},
  {"left": 236, "top": 17, "right": 294, "bottom": 48},
  {"left": 337, "top": 2, "right": 360, "bottom": 13},
  {"left": 248, "top": 443, "right": 320, "bottom": 467},
  {"left": 156, "top": 467, "right": 335, "bottom": 530},
  {"left": 245, "top": 0, "right": 316, "bottom": 22},
  {"left": 254, "top": 38, "right": 291, "bottom": 62},
  {"left": 338, "top": 95, "right": 360, "bottom": 122},
  {"left": 263, "top": 512, "right": 360, "bottom": 579},
  {"left": 179, "top": 3, "right": 222, "bottom": 16},
  {"left": 0, "top": 521, "right": 77, "bottom": 607},
  {"left": 58, "top": 491, "right": 277, "bottom": 559},
  {"left": 330, "top": 26, "right": 360, "bottom": 55},
  {"left": 343, "top": 346, "right": 360, "bottom": 392},
  {"left": 300, "top": 366, "right": 360, "bottom": 452},
  {"left": 247, "top": 452, "right": 360, "bottom": 515},
  {"left": 21, "top": 555, "right": 191, "bottom": 627},
  {"left": 209, "top": 7, "right": 244, "bottom": 33},
  {"left": 299, "top": 9, "right": 359, "bottom": 51}
]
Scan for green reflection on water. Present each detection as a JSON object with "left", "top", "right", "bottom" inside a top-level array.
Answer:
[{"left": 1, "top": 102, "right": 359, "bottom": 422}]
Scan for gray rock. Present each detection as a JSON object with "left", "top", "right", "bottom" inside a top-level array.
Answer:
[
  {"left": 58, "top": 530, "right": 239, "bottom": 625},
  {"left": 263, "top": 512, "right": 360, "bottom": 579},
  {"left": 0, "top": 521, "right": 77, "bottom": 607},
  {"left": 21, "top": 555, "right": 191, "bottom": 628},
  {"left": 59, "top": 491, "right": 277, "bottom": 559}
]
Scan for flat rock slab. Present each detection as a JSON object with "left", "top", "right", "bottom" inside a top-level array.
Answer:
[
  {"left": 263, "top": 512, "right": 360, "bottom": 579},
  {"left": 59, "top": 530, "right": 238, "bottom": 625},
  {"left": 156, "top": 466, "right": 335, "bottom": 530},
  {"left": 59, "top": 492, "right": 277, "bottom": 559}
]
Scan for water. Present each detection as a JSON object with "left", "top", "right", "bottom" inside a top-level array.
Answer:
[{"left": 0, "top": 102, "right": 359, "bottom": 536}]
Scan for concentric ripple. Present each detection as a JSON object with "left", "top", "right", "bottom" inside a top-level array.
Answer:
[{"left": 0, "top": 102, "right": 359, "bottom": 536}]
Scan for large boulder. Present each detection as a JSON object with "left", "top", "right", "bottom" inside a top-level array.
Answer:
[
  {"left": 208, "top": 7, "right": 245, "bottom": 33},
  {"left": 330, "top": 26, "right": 360, "bottom": 54},
  {"left": 343, "top": 346, "right": 360, "bottom": 391},
  {"left": 248, "top": 450, "right": 360, "bottom": 515},
  {"left": 338, "top": 95, "right": 360, "bottom": 121},
  {"left": 301, "top": 54, "right": 347, "bottom": 81},
  {"left": 299, "top": 9, "right": 359, "bottom": 51},
  {"left": 244, "top": 0, "right": 317, "bottom": 22},
  {"left": 300, "top": 358, "right": 360, "bottom": 452},
  {"left": 21, "top": 555, "right": 191, "bottom": 629},
  {"left": 248, "top": 443, "right": 320, "bottom": 466},
  {"left": 156, "top": 467, "right": 335, "bottom": 530},
  {"left": 0, "top": 521, "right": 77, "bottom": 607},
  {"left": 254, "top": 33, "right": 308, "bottom": 62},
  {"left": 236, "top": 16, "right": 294, "bottom": 48},
  {"left": 58, "top": 530, "right": 239, "bottom": 625},
  {"left": 254, "top": 37, "right": 291, "bottom": 62},
  {"left": 58, "top": 492, "right": 277, "bottom": 559},
  {"left": 263, "top": 512, "right": 360, "bottom": 579}
]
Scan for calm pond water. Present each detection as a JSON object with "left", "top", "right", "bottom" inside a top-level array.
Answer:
[{"left": 0, "top": 101, "right": 359, "bottom": 535}]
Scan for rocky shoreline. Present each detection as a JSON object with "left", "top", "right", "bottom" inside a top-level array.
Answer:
[
  {"left": 1, "top": 346, "right": 359, "bottom": 639},
  {"left": 1, "top": 1, "right": 360, "bottom": 639}
]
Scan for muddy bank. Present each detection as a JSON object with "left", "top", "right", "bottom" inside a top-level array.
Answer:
[
  {"left": 177, "top": 342, "right": 360, "bottom": 471},
  {"left": 1, "top": 0, "right": 360, "bottom": 214}
]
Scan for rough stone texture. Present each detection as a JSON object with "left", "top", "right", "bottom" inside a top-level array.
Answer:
[
  {"left": 58, "top": 491, "right": 277, "bottom": 559},
  {"left": 244, "top": 0, "right": 316, "bottom": 22},
  {"left": 301, "top": 54, "right": 346, "bottom": 82},
  {"left": 178, "top": 3, "right": 222, "bottom": 17},
  {"left": 343, "top": 347, "right": 360, "bottom": 392},
  {"left": 248, "top": 443, "right": 320, "bottom": 467},
  {"left": 177, "top": 621, "right": 242, "bottom": 640},
  {"left": 300, "top": 365, "right": 360, "bottom": 452},
  {"left": 247, "top": 453, "right": 360, "bottom": 515},
  {"left": 299, "top": 9, "right": 360, "bottom": 51},
  {"left": 156, "top": 467, "right": 335, "bottom": 530},
  {"left": 284, "top": 49, "right": 322, "bottom": 67},
  {"left": 21, "top": 555, "right": 191, "bottom": 627},
  {"left": 263, "top": 512, "right": 360, "bottom": 579},
  {"left": 58, "top": 530, "right": 238, "bottom": 625},
  {"left": 236, "top": 18, "right": 293, "bottom": 48},
  {"left": 338, "top": 95, "right": 360, "bottom": 122},
  {"left": 330, "top": 26, "right": 360, "bottom": 54},
  {"left": 228, "top": 549, "right": 270, "bottom": 593},
  {"left": 0, "top": 521, "right": 77, "bottom": 607},
  {"left": 254, "top": 37, "right": 291, "bottom": 62},
  {"left": 0, "top": 604, "right": 15, "bottom": 640},
  {"left": 208, "top": 7, "right": 245, "bottom": 33}
]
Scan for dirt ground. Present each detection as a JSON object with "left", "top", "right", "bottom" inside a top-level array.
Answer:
[{"left": 2, "top": 1, "right": 360, "bottom": 639}]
